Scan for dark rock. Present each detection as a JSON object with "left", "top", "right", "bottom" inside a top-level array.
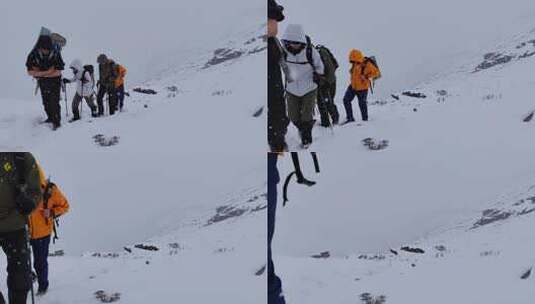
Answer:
[
  {"left": 360, "top": 293, "right": 387, "bottom": 304},
  {"left": 475, "top": 53, "right": 514, "bottom": 72},
  {"left": 94, "top": 290, "right": 121, "bottom": 303},
  {"left": 402, "top": 91, "right": 427, "bottom": 99},
  {"left": 133, "top": 88, "right": 157, "bottom": 95},
  {"left": 253, "top": 106, "right": 264, "bottom": 117},
  {"left": 204, "top": 48, "right": 244, "bottom": 69},
  {"left": 523, "top": 112, "right": 534, "bottom": 122},
  {"left": 93, "top": 134, "right": 120, "bottom": 147},
  {"left": 362, "top": 138, "right": 389, "bottom": 151},
  {"left": 134, "top": 244, "right": 159, "bottom": 251},
  {"left": 255, "top": 265, "right": 266, "bottom": 276},
  {"left": 472, "top": 209, "right": 512, "bottom": 229},
  {"left": 521, "top": 268, "right": 532, "bottom": 280},
  {"left": 311, "top": 251, "right": 330, "bottom": 259},
  {"left": 400, "top": 246, "right": 425, "bottom": 254}
]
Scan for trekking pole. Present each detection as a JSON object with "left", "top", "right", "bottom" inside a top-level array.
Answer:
[
  {"left": 25, "top": 224, "right": 35, "bottom": 304},
  {"left": 326, "top": 91, "right": 336, "bottom": 135},
  {"left": 63, "top": 82, "right": 68, "bottom": 118},
  {"left": 283, "top": 152, "right": 319, "bottom": 205}
]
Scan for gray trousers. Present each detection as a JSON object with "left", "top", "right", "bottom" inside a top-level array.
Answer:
[{"left": 286, "top": 89, "right": 317, "bottom": 128}]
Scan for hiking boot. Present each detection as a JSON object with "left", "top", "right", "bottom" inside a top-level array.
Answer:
[
  {"left": 36, "top": 286, "right": 48, "bottom": 296},
  {"left": 52, "top": 123, "right": 61, "bottom": 131},
  {"left": 69, "top": 115, "right": 81, "bottom": 123},
  {"left": 342, "top": 118, "right": 355, "bottom": 125},
  {"left": 301, "top": 121, "right": 314, "bottom": 147}
]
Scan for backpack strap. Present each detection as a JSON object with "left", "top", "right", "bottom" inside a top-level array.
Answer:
[
  {"left": 305, "top": 36, "right": 316, "bottom": 71},
  {"left": 14, "top": 153, "right": 26, "bottom": 186}
]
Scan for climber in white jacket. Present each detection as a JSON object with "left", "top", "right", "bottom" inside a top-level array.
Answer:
[
  {"left": 280, "top": 24, "right": 324, "bottom": 148},
  {"left": 63, "top": 59, "right": 98, "bottom": 121}
]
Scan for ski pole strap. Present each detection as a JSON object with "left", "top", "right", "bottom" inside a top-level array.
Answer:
[
  {"left": 282, "top": 152, "right": 319, "bottom": 205},
  {"left": 282, "top": 171, "right": 295, "bottom": 206}
]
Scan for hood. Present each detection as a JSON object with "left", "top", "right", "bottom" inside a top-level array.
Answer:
[
  {"left": 282, "top": 24, "right": 307, "bottom": 44},
  {"left": 349, "top": 49, "right": 365, "bottom": 63},
  {"left": 69, "top": 59, "right": 83, "bottom": 72}
]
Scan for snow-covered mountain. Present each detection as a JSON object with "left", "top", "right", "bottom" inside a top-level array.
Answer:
[
  {"left": 273, "top": 24, "right": 535, "bottom": 304},
  {"left": 0, "top": 20, "right": 266, "bottom": 303}
]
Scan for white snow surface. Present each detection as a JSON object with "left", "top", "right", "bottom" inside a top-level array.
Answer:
[
  {"left": 273, "top": 26, "right": 535, "bottom": 303},
  {"left": 0, "top": 24, "right": 266, "bottom": 303}
]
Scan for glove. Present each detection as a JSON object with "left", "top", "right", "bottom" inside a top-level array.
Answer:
[
  {"left": 313, "top": 73, "right": 326, "bottom": 85},
  {"left": 62, "top": 78, "right": 71, "bottom": 84},
  {"left": 15, "top": 191, "right": 36, "bottom": 216}
]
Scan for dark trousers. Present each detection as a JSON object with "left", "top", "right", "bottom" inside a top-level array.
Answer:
[
  {"left": 0, "top": 229, "right": 31, "bottom": 304},
  {"left": 268, "top": 86, "right": 289, "bottom": 151},
  {"left": 343, "top": 86, "right": 368, "bottom": 121},
  {"left": 39, "top": 77, "right": 62, "bottom": 126},
  {"left": 116, "top": 85, "right": 125, "bottom": 111},
  {"left": 317, "top": 82, "right": 340, "bottom": 126},
  {"left": 96, "top": 85, "right": 119, "bottom": 116},
  {"left": 268, "top": 154, "right": 285, "bottom": 304},
  {"left": 72, "top": 93, "right": 97, "bottom": 119},
  {"left": 30, "top": 236, "right": 50, "bottom": 291}
]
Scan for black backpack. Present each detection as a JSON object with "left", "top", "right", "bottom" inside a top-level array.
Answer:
[{"left": 81, "top": 65, "right": 95, "bottom": 85}]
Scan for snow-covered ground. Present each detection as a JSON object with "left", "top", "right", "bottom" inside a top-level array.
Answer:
[
  {"left": 0, "top": 20, "right": 266, "bottom": 303},
  {"left": 273, "top": 25, "right": 535, "bottom": 304}
]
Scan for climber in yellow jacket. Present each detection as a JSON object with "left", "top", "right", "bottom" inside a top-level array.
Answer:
[
  {"left": 28, "top": 165, "right": 69, "bottom": 296},
  {"left": 342, "top": 49, "right": 381, "bottom": 124}
]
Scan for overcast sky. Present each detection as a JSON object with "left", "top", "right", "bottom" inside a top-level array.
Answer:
[
  {"left": 0, "top": 0, "right": 262, "bottom": 100},
  {"left": 3, "top": 1, "right": 535, "bottom": 101},
  {"left": 280, "top": 0, "right": 535, "bottom": 99}
]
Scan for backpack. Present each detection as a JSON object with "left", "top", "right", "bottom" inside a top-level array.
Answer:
[
  {"left": 80, "top": 65, "right": 95, "bottom": 85},
  {"left": 361, "top": 56, "right": 381, "bottom": 94},
  {"left": 315, "top": 44, "right": 339, "bottom": 83},
  {"left": 304, "top": 36, "right": 339, "bottom": 84}
]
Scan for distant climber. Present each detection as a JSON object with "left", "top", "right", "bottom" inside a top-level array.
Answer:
[
  {"left": 63, "top": 59, "right": 98, "bottom": 121},
  {"left": 268, "top": 0, "right": 289, "bottom": 152},
  {"left": 114, "top": 63, "right": 127, "bottom": 111},
  {"left": 315, "top": 44, "right": 340, "bottom": 127},
  {"left": 26, "top": 35, "right": 65, "bottom": 130},
  {"left": 280, "top": 24, "right": 324, "bottom": 148},
  {"left": 96, "top": 54, "right": 119, "bottom": 116},
  {"left": 342, "top": 49, "right": 381, "bottom": 124}
]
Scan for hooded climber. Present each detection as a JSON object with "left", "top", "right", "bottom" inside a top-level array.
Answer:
[
  {"left": 280, "top": 24, "right": 324, "bottom": 148},
  {"left": 28, "top": 165, "right": 69, "bottom": 296},
  {"left": 0, "top": 153, "right": 41, "bottom": 304},
  {"left": 63, "top": 59, "right": 98, "bottom": 121},
  {"left": 342, "top": 49, "right": 381, "bottom": 123},
  {"left": 26, "top": 35, "right": 65, "bottom": 130},
  {"left": 96, "top": 54, "right": 119, "bottom": 116}
]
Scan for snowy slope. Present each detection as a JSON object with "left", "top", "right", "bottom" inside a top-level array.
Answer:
[
  {"left": 0, "top": 22, "right": 266, "bottom": 303},
  {"left": 272, "top": 26, "right": 535, "bottom": 303}
]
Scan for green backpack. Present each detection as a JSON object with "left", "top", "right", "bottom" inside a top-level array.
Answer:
[{"left": 304, "top": 36, "right": 339, "bottom": 84}]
